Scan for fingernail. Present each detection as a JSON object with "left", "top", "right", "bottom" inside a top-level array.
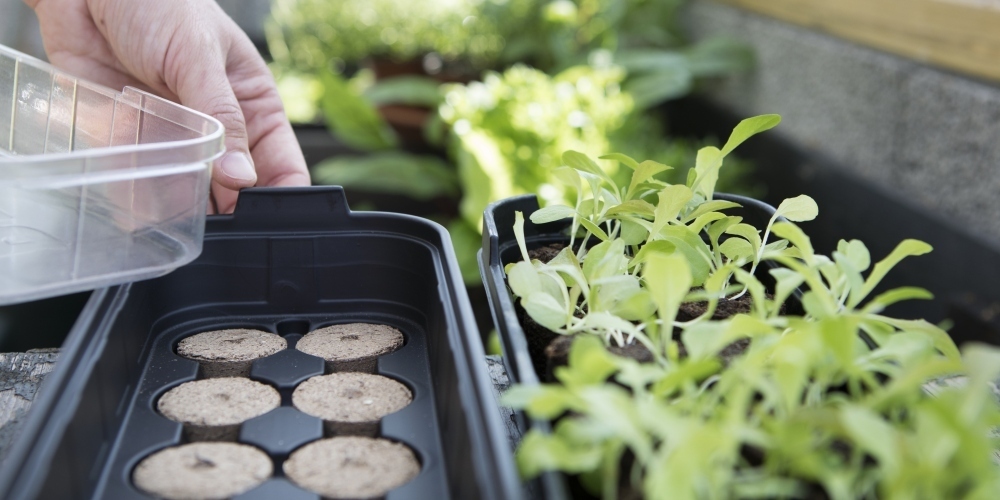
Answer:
[{"left": 220, "top": 152, "right": 257, "bottom": 183}]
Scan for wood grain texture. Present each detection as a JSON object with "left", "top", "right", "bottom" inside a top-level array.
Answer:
[
  {"left": 0, "top": 349, "right": 58, "bottom": 465},
  {"left": 716, "top": 0, "right": 1000, "bottom": 81}
]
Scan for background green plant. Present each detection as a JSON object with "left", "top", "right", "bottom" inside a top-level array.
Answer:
[{"left": 269, "top": 0, "right": 756, "bottom": 284}]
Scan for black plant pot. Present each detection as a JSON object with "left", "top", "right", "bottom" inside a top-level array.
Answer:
[
  {"left": 478, "top": 193, "right": 779, "bottom": 499},
  {"left": 0, "top": 187, "right": 519, "bottom": 500}
]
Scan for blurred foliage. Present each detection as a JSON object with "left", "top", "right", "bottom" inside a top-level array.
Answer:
[
  {"left": 269, "top": 0, "right": 757, "bottom": 282},
  {"left": 267, "top": 0, "right": 536, "bottom": 71}
]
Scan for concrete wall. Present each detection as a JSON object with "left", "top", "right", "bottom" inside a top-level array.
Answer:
[{"left": 684, "top": 0, "right": 1000, "bottom": 247}]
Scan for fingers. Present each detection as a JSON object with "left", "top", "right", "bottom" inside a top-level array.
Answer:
[
  {"left": 163, "top": 27, "right": 258, "bottom": 193},
  {"left": 226, "top": 36, "right": 311, "bottom": 189}
]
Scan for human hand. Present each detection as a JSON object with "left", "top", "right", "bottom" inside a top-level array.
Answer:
[{"left": 25, "top": 0, "right": 311, "bottom": 213}]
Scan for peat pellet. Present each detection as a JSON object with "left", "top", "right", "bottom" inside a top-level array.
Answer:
[
  {"left": 293, "top": 373, "right": 412, "bottom": 436},
  {"left": 296, "top": 323, "right": 404, "bottom": 373},
  {"left": 284, "top": 437, "right": 420, "bottom": 499},
  {"left": 177, "top": 329, "right": 287, "bottom": 378},
  {"left": 158, "top": 377, "right": 280, "bottom": 441},
  {"left": 133, "top": 442, "right": 272, "bottom": 499}
]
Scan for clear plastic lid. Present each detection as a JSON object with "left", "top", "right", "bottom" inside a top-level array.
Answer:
[{"left": 0, "top": 44, "right": 224, "bottom": 305}]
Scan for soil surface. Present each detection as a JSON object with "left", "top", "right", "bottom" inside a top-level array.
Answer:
[
  {"left": 158, "top": 377, "right": 279, "bottom": 441},
  {"left": 284, "top": 437, "right": 420, "bottom": 499},
  {"left": 297, "top": 323, "right": 404, "bottom": 373},
  {"left": 132, "top": 442, "right": 272, "bottom": 499},
  {"left": 528, "top": 243, "right": 565, "bottom": 263},
  {"left": 293, "top": 373, "right": 411, "bottom": 436},
  {"left": 178, "top": 329, "right": 287, "bottom": 378}
]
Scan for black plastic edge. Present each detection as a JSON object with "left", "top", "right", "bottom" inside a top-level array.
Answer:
[{"left": 0, "top": 286, "right": 128, "bottom": 500}]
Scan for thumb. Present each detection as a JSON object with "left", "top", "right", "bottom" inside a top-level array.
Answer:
[{"left": 170, "top": 48, "right": 257, "bottom": 190}]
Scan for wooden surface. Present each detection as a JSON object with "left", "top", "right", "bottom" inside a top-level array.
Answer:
[
  {"left": 0, "top": 349, "right": 58, "bottom": 465},
  {"left": 716, "top": 0, "right": 1000, "bottom": 82}
]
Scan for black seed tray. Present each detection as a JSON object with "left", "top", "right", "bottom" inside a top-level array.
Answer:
[
  {"left": 479, "top": 193, "right": 779, "bottom": 499},
  {"left": 0, "top": 187, "right": 520, "bottom": 500}
]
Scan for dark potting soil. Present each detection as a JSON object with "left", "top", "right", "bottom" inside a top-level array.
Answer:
[
  {"left": 677, "top": 291, "right": 756, "bottom": 322},
  {"left": 527, "top": 243, "right": 566, "bottom": 263}
]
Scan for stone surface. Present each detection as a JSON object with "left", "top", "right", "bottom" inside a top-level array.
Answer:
[
  {"left": 0, "top": 349, "right": 58, "bottom": 466},
  {"left": 684, "top": 0, "right": 1000, "bottom": 247}
]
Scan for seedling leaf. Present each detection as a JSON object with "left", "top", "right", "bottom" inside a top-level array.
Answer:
[
  {"left": 720, "top": 114, "right": 781, "bottom": 156},
  {"left": 856, "top": 240, "right": 933, "bottom": 307},
  {"left": 774, "top": 195, "right": 819, "bottom": 222},
  {"left": 531, "top": 205, "right": 577, "bottom": 224}
]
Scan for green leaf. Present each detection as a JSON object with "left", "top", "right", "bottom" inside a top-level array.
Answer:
[
  {"left": 725, "top": 223, "right": 762, "bottom": 256},
  {"left": 620, "top": 218, "right": 649, "bottom": 246},
  {"left": 583, "top": 240, "right": 627, "bottom": 282},
  {"left": 605, "top": 200, "right": 656, "bottom": 219},
  {"left": 507, "top": 261, "right": 541, "bottom": 298},
  {"left": 770, "top": 268, "right": 804, "bottom": 312},
  {"left": 688, "top": 212, "right": 728, "bottom": 234},
  {"left": 630, "top": 240, "right": 677, "bottom": 269},
  {"left": 840, "top": 405, "right": 900, "bottom": 475},
  {"left": 311, "top": 152, "right": 458, "bottom": 200},
  {"left": 856, "top": 240, "right": 933, "bottom": 307},
  {"left": 552, "top": 166, "right": 582, "bottom": 193},
  {"left": 690, "top": 146, "right": 724, "bottom": 199},
  {"left": 770, "top": 222, "right": 815, "bottom": 263},
  {"left": 774, "top": 195, "right": 819, "bottom": 222},
  {"left": 839, "top": 239, "right": 871, "bottom": 272},
  {"left": 557, "top": 335, "right": 620, "bottom": 386},
  {"left": 720, "top": 237, "right": 754, "bottom": 262},
  {"left": 681, "top": 200, "right": 741, "bottom": 223},
  {"left": 318, "top": 69, "right": 397, "bottom": 151},
  {"left": 514, "top": 211, "right": 530, "bottom": 262},
  {"left": 363, "top": 75, "right": 443, "bottom": 107},
  {"left": 644, "top": 252, "right": 693, "bottom": 324},
  {"left": 862, "top": 286, "right": 933, "bottom": 314},
  {"left": 652, "top": 185, "right": 694, "bottom": 234},
  {"left": 579, "top": 218, "right": 610, "bottom": 241},
  {"left": 563, "top": 150, "right": 615, "bottom": 188},
  {"left": 720, "top": 114, "right": 781, "bottom": 157},
  {"left": 628, "top": 160, "right": 672, "bottom": 198},
  {"left": 655, "top": 225, "right": 713, "bottom": 286},
  {"left": 600, "top": 152, "right": 640, "bottom": 170},
  {"left": 516, "top": 430, "right": 603, "bottom": 478},
  {"left": 530, "top": 205, "right": 577, "bottom": 224},
  {"left": 523, "top": 292, "right": 567, "bottom": 331}
]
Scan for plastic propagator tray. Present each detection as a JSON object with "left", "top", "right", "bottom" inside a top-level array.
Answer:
[
  {"left": 0, "top": 187, "right": 521, "bottom": 500},
  {"left": 0, "top": 44, "right": 224, "bottom": 305}
]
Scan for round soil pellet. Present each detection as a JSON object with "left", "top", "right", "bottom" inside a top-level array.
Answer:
[
  {"left": 133, "top": 442, "right": 272, "bottom": 499},
  {"left": 284, "top": 437, "right": 420, "bottom": 499},
  {"left": 296, "top": 323, "right": 404, "bottom": 373},
  {"left": 158, "top": 377, "right": 280, "bottom": 441},
  {"left": 177, "top": 329, "right": 287, "bottom": 378},
  {"left": 293, "top": 373, "right": 412, "bottom": 436}
]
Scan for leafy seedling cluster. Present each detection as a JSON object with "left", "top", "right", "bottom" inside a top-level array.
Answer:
[{"left": 502, "top": 116, "right": 1000, "bottom": 499}]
